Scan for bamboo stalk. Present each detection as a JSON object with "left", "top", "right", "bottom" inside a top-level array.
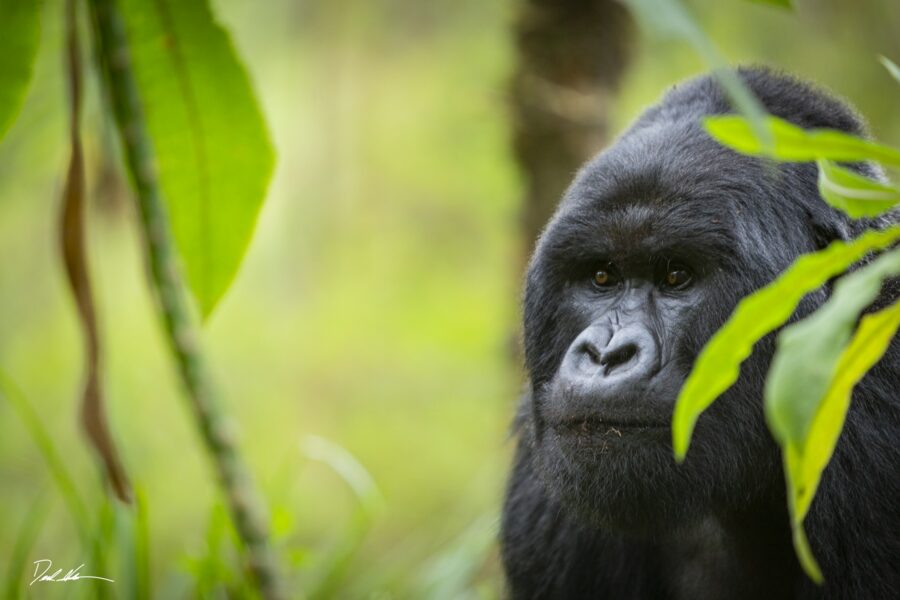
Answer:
[{"left": 86, "top": 1, "right": 286, "bottom": 597}]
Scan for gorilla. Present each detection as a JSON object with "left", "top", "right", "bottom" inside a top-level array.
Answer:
[{"left": 501, "top": 67, "right": 900, "bottom": 599}]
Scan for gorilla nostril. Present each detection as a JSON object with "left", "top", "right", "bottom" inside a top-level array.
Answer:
[
  {"left": 599, "top": 343, "right": 638, "bottom": 374},
  {"left": 581, "top": 342, "right": 603, "bottom": 366}
]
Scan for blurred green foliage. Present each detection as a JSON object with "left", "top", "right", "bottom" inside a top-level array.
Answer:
[{"left": 2, "top": 0, "right": 900, "bottom": 596}]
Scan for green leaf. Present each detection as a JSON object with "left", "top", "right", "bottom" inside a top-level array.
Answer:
[
  {"left": 880, "top": 56, "right": 900, "bottom": 85},
  {"left": 765, "top": 247, "right": 900, "bottom": 445},
  {"left": 786, "top": 300, "right": 900, "bottom": 523},
  {"left": 622, "top": 0, "right": 769, "bottom": 144},
  {"left": 787, "top": 502, "right": 824, "bottom": 584},
  {"left": 0, "top": 368, "right": 92, "bottom": 546},
  {"left": 0, "top": 0, "right": 41, "bottom": 141},
  {"left": 704, "top": 115, "right": 900, "bottom": 168},
  {"left": 120, "top": 0, "right": 275, "bottom": 317},
  {"left": 817, "top": 159, "right": 900, "bottom": 218},
  {"left": 672, "top": 226, "right": 900, "bottom": 460},
  {"left": 776, "top": 299, "right": 900, "bottom": 583}
]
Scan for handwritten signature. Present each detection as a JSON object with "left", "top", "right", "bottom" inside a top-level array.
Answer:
[{"left": 31, "top": 559, "right": 114, "bottom": 586}]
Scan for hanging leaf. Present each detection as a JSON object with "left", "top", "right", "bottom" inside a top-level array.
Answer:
[
  {"left": 0, "top": 0, "right": 42, "bottom": 141},
  {"left": 61, "top": 0, "right": 131, "bottom": 502},
  {"left": 817, "top": 159, "right": 900, "bottom": 219},
  {"left": 765, "top": 247, "right": 900, "bottom": 448},
  {"left": 119, "top": 0, "right": 275, "bottom": 317},
  {"left": 785, "top": 503, "right": 823, "bottom": 584},
  {"left": 767, "top": 258, "right": 900, "bottom": 583},
  {"left": 704, "top": 115, "right": 900, "bottom": 167},
  {"left": 779, "top": 301, "right": 900, "bottom": 583},
  {"left": 672, "top": 225, "right": 900, "bottom": 459},
  {"left": 785, "top": 300, "right": 900, "bottom": 524}
]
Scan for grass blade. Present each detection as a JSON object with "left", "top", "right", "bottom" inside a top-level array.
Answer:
[
  {"left": 4, "top": 494, "right": 50, "bottom": 599},
  {"left": 0, "top": 368, "right": 90, "bottom": 542}
]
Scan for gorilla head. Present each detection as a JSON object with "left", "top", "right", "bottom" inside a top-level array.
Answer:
[{"left": 517, "top": 67, "right": 881, "bottom": 534}]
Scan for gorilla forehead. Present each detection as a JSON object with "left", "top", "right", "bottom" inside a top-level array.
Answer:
[
  {"left": 543, "top": 134, "right": 750, "bottom": 263},
  {"left": 538, "top": 118, "right": 813, "bottom": 273}
]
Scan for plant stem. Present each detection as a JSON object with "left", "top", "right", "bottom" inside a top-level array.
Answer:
[{"left": 87, "top": 1, "right": 286, "bottom": 597}]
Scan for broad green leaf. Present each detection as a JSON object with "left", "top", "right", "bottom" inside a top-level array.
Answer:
[
  {"left": 672, "top": 226, "right": 900, "bottom": 460},
  {"left": 120, "top": 0, "right": 275, "bottom": 317},
  {"left": 817, "top": 159, "right": 900, "bottom": 218},
  {"left": 765, "top": 247, "right": 900, "bottom": 445},
  {"left": 0, "top": 0, "right": 41, "bottom": 141},
  {"left": 786, "top": 300, "right": 900, "bottom": 523},
  {"left": 880, "top": 56, "right": 900, "bottom": 85},
  {"left": 777, "top": 300, "right": 900, "bottom": 583},
  {"left": 704, "top": 115, "right": 900, "bottom": 168},
  {"left": 622, "top": 0, "right": 769, "bottom": 144}
]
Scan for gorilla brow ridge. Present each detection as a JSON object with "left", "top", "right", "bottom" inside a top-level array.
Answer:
[{"left": 547, "top": 202, "right": 741, "bottom": 276}]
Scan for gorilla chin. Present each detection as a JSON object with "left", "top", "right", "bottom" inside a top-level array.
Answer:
[{"left": 532, "top": 375, "right": 720, "bottom": 534}]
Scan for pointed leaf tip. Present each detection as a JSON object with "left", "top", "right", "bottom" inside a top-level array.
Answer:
[{"left": 121, "top": 0, "right": 276, "bottom": 318}]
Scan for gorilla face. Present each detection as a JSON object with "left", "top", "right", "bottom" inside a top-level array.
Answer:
[{"left": 521, "top": 122, "right": 822, "bottom": 533}]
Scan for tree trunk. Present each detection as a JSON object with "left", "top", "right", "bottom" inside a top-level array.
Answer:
[{"left": 511, "top": 0, "right": 635, "bottom": 264}]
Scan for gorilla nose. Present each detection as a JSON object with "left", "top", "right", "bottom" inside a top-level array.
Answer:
[
  {"left": 563, "top": 325, "right": 659, "bottom": 388},
  {"left": 598, "top": 341, "right": 639, "bottom": 375}
]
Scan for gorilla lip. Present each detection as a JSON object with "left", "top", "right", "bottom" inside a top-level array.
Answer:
[{"left": 552, "top": 416, "right": 669, "bottom": 433}]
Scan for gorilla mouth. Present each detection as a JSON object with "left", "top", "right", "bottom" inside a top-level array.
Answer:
[
  {"left": 553, "top": 416, "right": 669, "bottom": 434},
  {"left": 539, "top": 375, "right": 677, "bottom": 439},
  {"left": 553, "top": 416, "right": 669, "bottom": 433}
]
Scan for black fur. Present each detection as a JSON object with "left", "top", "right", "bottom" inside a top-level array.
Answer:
[{"left": 501, "top": 67, "right": 900, "bottom": 599}]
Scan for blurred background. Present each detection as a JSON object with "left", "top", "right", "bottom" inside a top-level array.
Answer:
[{"left": 2, "top": 0, "right": 899, "bottom": 597}]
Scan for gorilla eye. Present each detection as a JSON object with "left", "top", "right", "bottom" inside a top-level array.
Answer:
[
  {"left": 664, "top": 267, "right": 692, "bottom": 289},
  {"left": 592, "top": 264, "right": 619, "bottom": 288}
]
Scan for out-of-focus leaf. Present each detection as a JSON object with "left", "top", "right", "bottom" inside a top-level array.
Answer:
[
  {"left": 622, "top": 0, "right": 769, "bottom": 144},
  {"left": 301, "top": 435, "right": 383, "bottom": 517},
  {"left": 62, "top": 0, "right": 131, "bottom": 503},
  {"left": 5, "top": 494, "right": 50, "bottom": 599},
  {"left": 0, "top": 0, "right": 41, "bottom": 141},
  {"left": 817, "top": 159, "right": 900, "bottom": 218},
  {"left": 412, "top": 514, "right": 499, "bottom": 600},
  {"left": 766, "top": 247, "right": 900, "bottom": 447},
  {"left": 786, "top": 506, "right": 823, "bottom": 584},
  {"left": 672, "top": 225, "right": 900, "bottom": 460},
  {"left": 119, "top": 487, "right": 151, "bottom": 600},
  {"left": 747, "top": 0, "right": 792, "bottom": 8},
  {"left": 704, "top": 115, "right": 900, "bottom": 167},
  {"left": 301, "top": 436, "right": 384, "bottom": 599},
  {"left": 880, "top": 56, "right": 900, "bottom": 85},
  {"left": 771, "top": 292, "right": 900, "bottom": 583},
  {"left": 786, "top": 300, "right": 900, "bottom": 524},
  {"left": 0, "top": 369, "right": 90, "bottom": 543},
  {"left": 120, "top": 0, "right": 275, "bottom": 317}
]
